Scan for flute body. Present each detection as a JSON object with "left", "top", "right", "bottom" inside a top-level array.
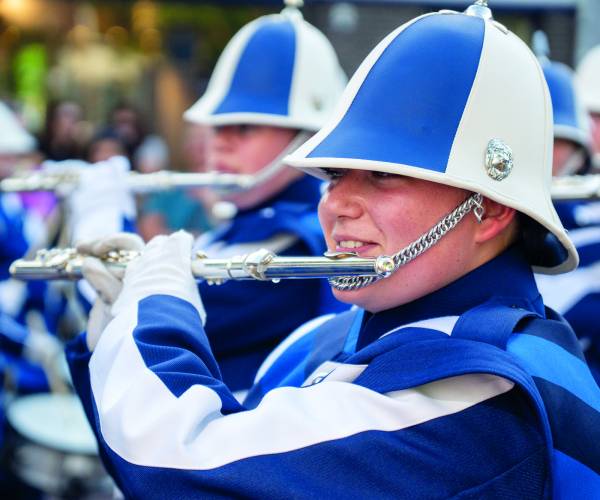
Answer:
[
  {"left": 4, "top": 169, "right": 600, "bottom": 200},
  {"left": 0, "top": 171, "right": 256, "bottom": 194},
  {"left": 550, "top": 175, "right": 600, "bottom": 200},
  {"left": 10, "top": 248, "right": 394, "bottom": 284}
]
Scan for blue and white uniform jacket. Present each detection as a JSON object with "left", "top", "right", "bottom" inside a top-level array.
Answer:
[
  {"left": 0, "top": 194, "right": 28, "bottom": 281},
  {"left": 0, "top": 194, "right": 49, "bottom": 394},
  {"left": 0, "top": 193, "right": 30, "bottom": 320},
  {"left": 66, "top": 248, "right": 600, "bottom": 499},
  {"left": 193, "top": 175, "right": 345, "bottom": 390},
  {"left": 536, "top": 200, "right": 600, "bottom": 383}
]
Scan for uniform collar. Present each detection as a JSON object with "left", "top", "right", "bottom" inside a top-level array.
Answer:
[{"left": 356, "top": 247, "right": 544, "bottom": 350}]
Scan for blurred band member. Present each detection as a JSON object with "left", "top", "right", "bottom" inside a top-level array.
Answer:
[
  {"left": 79, "top": 4, "right": 348, "bottom": 392},
  {"left": 577, "top": 45, "right": 600, "bottom": 170},
  {"left": 535, "top": 49, "right": 600, "bottom": 382}
]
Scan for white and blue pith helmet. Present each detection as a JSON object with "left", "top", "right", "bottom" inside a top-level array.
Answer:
[
  {"left": 542, "top": 61, "right": 591, "bottom": 151},
  {"left": 0, "top": 101, "right": 36, "bottom": 155},
  {"left": 533, "top": 31, "right": 591, "bottom": 152},
  {"left": 286, "top": 2, "right": 578, "bottom": 274},
  {"left": 183, "top": 3, "right": 346, "bottom": 131},
  {"left": 576, "top": 45, "right": 600, "bottom": 115}
]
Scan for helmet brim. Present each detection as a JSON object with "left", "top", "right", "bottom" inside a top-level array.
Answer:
[{"left": 286, "top": 155, "right": 579, "bottom": 275}]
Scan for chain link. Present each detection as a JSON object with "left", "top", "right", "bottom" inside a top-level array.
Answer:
[{"left": 329, "top": 192, "right": 484, "bottom": 291}]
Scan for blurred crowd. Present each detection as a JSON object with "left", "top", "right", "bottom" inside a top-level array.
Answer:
[
  {"left": 0, "top": 95, "right": 220, "bottom": 497},
  {"left": 8, "top": 98, "right": 216, "bottom": 240}
]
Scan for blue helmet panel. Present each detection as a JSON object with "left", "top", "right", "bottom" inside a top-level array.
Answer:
[
  {"left": 542, "top": 62, "right": 579, "bottom": 130},
  {"left": 214, "top": 20, "right": 296, "bottom": 117},
  {"left": 307, "top": 14, "right": 485, "bottom": 173}
]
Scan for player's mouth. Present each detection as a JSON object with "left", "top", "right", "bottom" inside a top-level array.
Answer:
[{"left": 333, "top": 236, "right": 379, "bottom": 256}]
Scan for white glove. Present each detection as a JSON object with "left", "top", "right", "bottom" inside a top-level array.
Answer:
[
  {"left": 44, "top": 156, "right": 137, "bottom": 245},
  {"left": 23, "top": 329, "right": 64, "bottom": 368},
  {"left": 112, "top": 231, "right": 206, "bottom": 325},
  {"left": 77, "top": 232, "right": 145, "bottom": 350}
]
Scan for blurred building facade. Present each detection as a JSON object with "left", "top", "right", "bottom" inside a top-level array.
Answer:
[
  {"left": 0, "top": 1, "right": 271, "bottom": 166},
  {"left": 0, "top": 0, "right": 596, "bottom": 165}
]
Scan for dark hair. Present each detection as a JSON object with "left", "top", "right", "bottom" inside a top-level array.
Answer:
[
  {"left": 86, "top": 127, "right": 127, "bottom": 161},
  {"left": 516, "top": 213, "right": 567, "bottom": 268}
]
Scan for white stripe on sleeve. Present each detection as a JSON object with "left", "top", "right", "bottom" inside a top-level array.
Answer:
[{"left": 90, "top": 301, "right": 513, "bottom": 471}]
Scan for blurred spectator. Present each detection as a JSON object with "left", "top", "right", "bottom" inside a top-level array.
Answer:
[
  {"left": 109, "top": 102, "right": 168, "bottom": 172},
  {"left": 38, "top": 100, "right": 88, "bottom": 161},
  {"left": 86, "top": 127, "right": 128, "bottom": 163},
  {"left": 110, "top": 102, "right": 144, "bottom": 160}
]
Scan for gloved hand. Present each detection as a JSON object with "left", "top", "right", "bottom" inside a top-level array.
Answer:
[
  {"left": 44, "top": 156, "right": 136, "bottom": 245},
  {"left": 77, "top": 232, "right": 145, "bottom": 350},
  {"left": 113, "top": 231, "right": 206, "bottom": 325},
  {"left": 23, "top": 329, "right": 64, "bottom": 369}
]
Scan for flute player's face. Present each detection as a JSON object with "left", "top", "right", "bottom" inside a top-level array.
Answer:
[
  {"left": 206, "top": 125, "right": 301, "bottom": 210},
  {"left": 207, "top": 125, "right": 296, "bottom": 176},
  {"left": 318, "top": 169, "right": 483, "bottom": 313}
]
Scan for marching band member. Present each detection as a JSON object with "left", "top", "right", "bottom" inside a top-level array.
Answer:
[
  {"left": 78, "top": 3, "right": 348, "bottom": 392},
  {"left": 181, "top": 3, "right": 348, "bottom": 391},
  {"left": 0, "top": 103, "right": 63, "bottom": 412},
  {"left": 66, "top": 3, "right": 600, "bottom": 498},
  {"left": 537, "top": 56, "right": 593, "bottom": 176},
  {"left": 0, "top": 101, "right": 37, "bottom": 286},
  {"left": 534, "top": 51, "right": 600, "bottom": 382},
  {"left": 576, "top": 44, "right": 600, "bottom": 170}
]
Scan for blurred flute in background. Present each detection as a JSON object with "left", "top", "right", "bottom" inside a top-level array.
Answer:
[
  {"left": 0, "top": 170, "right": 256, "bottom": 195},
  {"left": 3, "top": 169, "right": 600, "bottom": 199}
]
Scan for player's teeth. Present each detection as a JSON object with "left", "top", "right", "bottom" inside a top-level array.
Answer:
[{"left": 339, "top": 240, "right": 365, "bottom": 248}]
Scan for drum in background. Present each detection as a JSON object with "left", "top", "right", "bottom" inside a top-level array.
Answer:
[{"left": 3, "top": 393, "right": 114, "bottom": 498}]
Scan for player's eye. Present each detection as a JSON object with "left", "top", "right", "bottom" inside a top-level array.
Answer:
[{"left": 322, "top": 168, "right": 345, "bottom": 180}]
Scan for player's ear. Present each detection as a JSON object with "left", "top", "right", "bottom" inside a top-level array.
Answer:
[{"left": 474, "top": 198, "right": 517, "bottom": 244}]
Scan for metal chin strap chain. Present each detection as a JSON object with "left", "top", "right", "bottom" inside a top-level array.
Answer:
[{"left": 329, "top": 192, "right": 485, "bottom": 291}]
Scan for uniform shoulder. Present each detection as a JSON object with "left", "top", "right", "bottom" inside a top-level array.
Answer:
[{"left": 254, "top": 309, "right": 357, "bottom": 384}]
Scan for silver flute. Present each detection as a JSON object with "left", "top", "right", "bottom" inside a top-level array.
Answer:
[
  {"left": 10, "top": 248, "right": 395, "bottom": 284},
  {"left": 0, "top": 133, "right": 311, "bottom": 195},
  {"left": 8, "top": 192, "right": 483, "bottom": 291},
  {"left": 3, "top": 169, "right": 600, "bottom": 200},
  {"left": 0, "top": 170, "right": 257, "bottom": 194},
  {"left": 551, "top": 175, "right": 600, "bottom": 200}
]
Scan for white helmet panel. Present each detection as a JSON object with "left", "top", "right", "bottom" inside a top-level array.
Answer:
[
  {"left": 0, "top": 102, "right": 36, "bottom": 155},
  {"left": 576, "top": 45, "right": 600, "bottom": 114}
]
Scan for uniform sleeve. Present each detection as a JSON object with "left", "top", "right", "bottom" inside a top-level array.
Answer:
[
  {"left": 0, "top": 197, "right": 28, "bottom": 280},
  {"left": 78, "top": 292, "right": 549, "bottom": 499},
  {"left": 0, "top": 311, "right": 29, "bottom": 356}
]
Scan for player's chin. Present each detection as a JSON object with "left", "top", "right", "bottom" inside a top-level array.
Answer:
[{"left": 331, "top": 286, "right": 370, "bottom": 308}]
